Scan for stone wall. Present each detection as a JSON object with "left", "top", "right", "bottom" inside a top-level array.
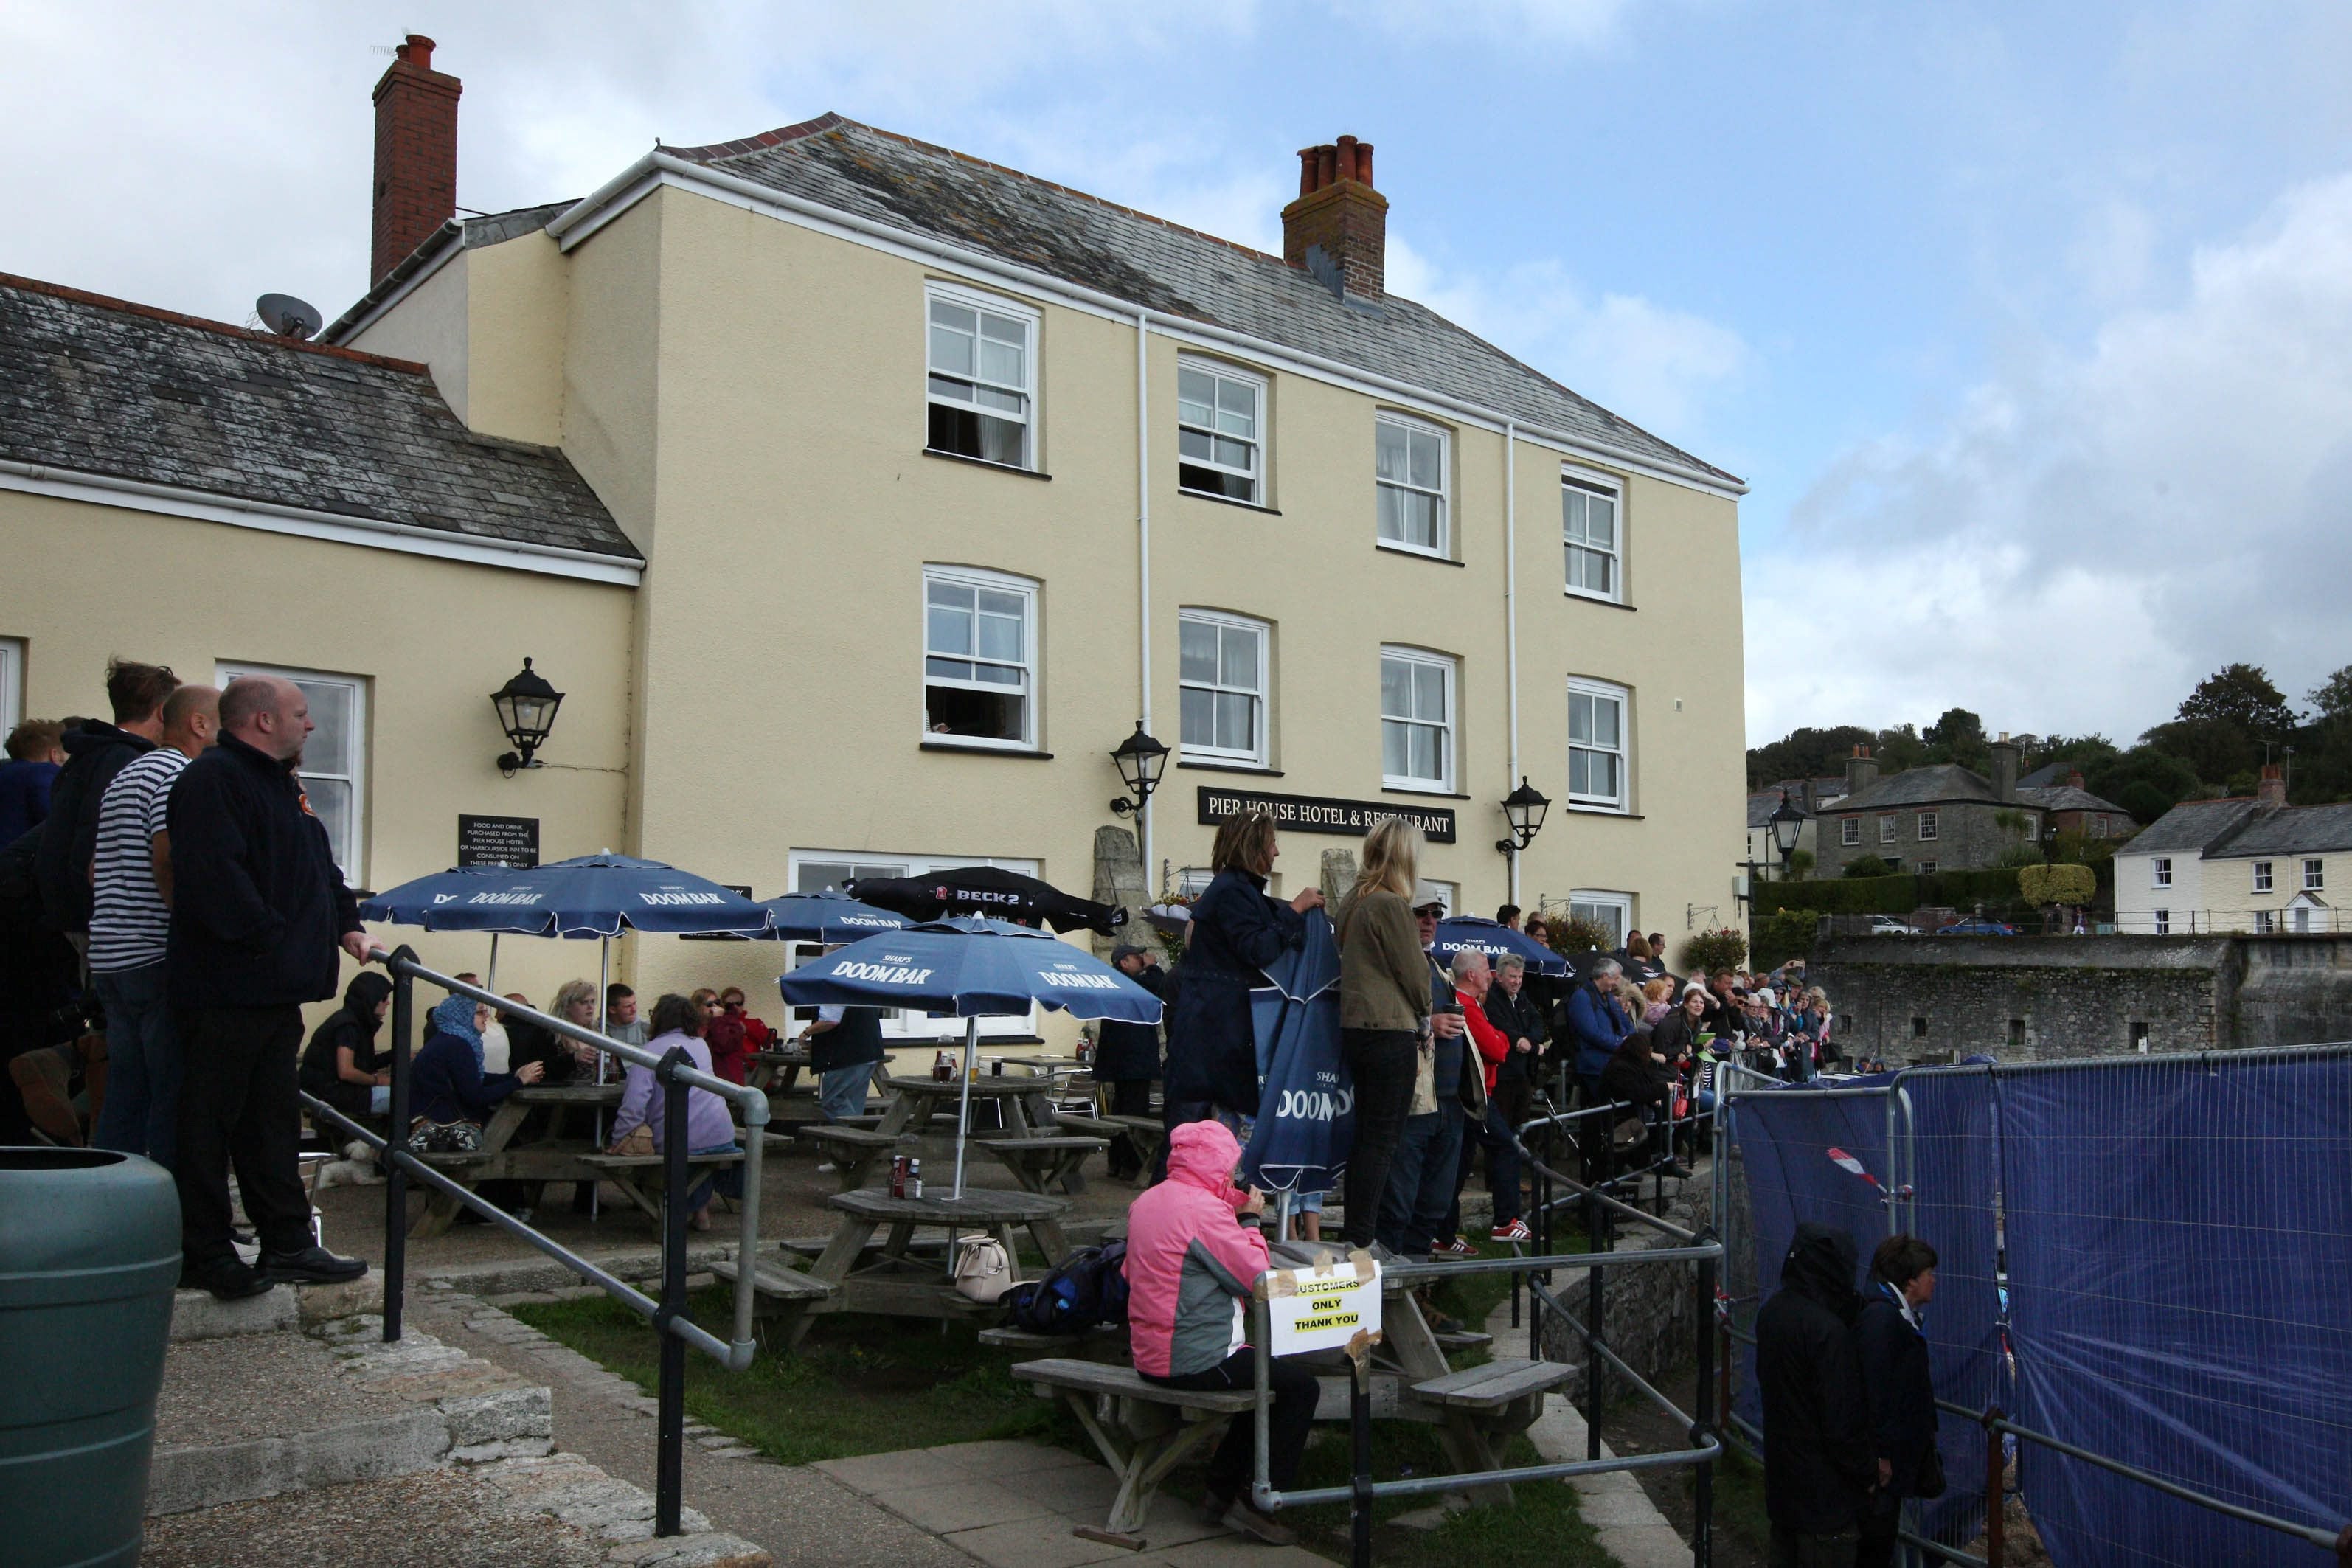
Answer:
[
  {"left": 1538, "top": 1178, "right": 1715, "bottom": 1395},
  {"left": 1811, "top": 933, "right": 2352, "bottom": 1061}
]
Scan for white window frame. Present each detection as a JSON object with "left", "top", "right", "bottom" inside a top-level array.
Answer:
[
  {"left": 2253, "top": 861, "right": 2273, "bottom": 893},
  {"left": 1567, "top": 677, "right": 1630, "bottom": 812},
  {"left": 2305, "top": 858, "right": 2326, "bottom": 892},
  {"left": 2255, "top": 909, "right": 2276, "bottom": 934},
  {"left": 1917, "top": 861, "right": 1938, "bottom": 875},
  {"left": 1176, "top": 356, "right": 1267, "bottom": 504},
  {"left": 1374, "top": 412, "right": 1449, "bottom": 556},
  {"left": 1880, "top": 815, "right": 1898, "bottom": 846},
  {"left": 2152, "top": 857, "right": 2172, "bottom": 889},
  {"left": 1176, "top": 609, "right": 1270, "bottom": 767},
  {"left": 1174, "top": 866, "right": 1215, "bottom": 900},
  {"left": 920, "top": 565, "right": 1039, "bottom": 752},
  {"left": 924, "top": 282, "right": 1038, "bottom": 471},
  {"left": 1561, "top": 468, "right": 1623, "bottom": 604},
  {"left": 1841, "top": 818, "right": 1861, "bottom": 847},
  {"left": 788, "top": 850, "right": 1044, "bottom": 1041},
  {"left": 2153, "top": 908, "right": 2171, "bottom": 935},
  {"left": 1917, "top": 811, "right": 1938, "bottom": 841},
  {"left": 1379, "top": 646, "right": 1456, "bottom": 794},
  {"left": 1423, "top": 880, "right": 1459, "bottom": 918},
  {"left": 1569, "top": 890, "right": 1634, "bottom": 948},
  {"left": 0, "top": 636, "right": 21, "bottom": 740},
  {"left": 2092, "top": 815, "right": 2109, "bottom": 839},
  {"left": 215, "top": 660, "right": 367, "bottom": 884}
]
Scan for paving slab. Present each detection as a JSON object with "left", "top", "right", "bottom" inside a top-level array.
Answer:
[
  {"left": 154, "top": 1330, "right": 414, "bottom": 1448},
  {"left": 873, "top": 1477, "right": 1057, "bottom": 1533},
  {"left": 943, "top": 1513, "right": 1145, "bottom": 1568},
  {"left": 142, "top": 1465, "right": 610, "bottom": 1568}
]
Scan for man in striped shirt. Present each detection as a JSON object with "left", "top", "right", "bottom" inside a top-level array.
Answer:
[{"left": 89, "top": 684, "right": 219, "bottom": 1168}]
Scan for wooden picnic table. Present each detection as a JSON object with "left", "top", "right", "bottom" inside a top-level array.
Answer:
[
  {"left": 864, "top": 1072, "right": 1106, "bottom": 1194},
  {"left": 746, "top": 1046, "right": 811, "bottom": 1095},
  {"left": 733, "top": 1185, "right": 1074, "bottom": 1349},
  {"left": 406, "top": 1080, "right": 622, "bottom": 1238}
]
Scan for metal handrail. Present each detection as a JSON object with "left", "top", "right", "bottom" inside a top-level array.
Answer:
[{"left": 355, "top": 944, "right": 774, "bottom": 1538}]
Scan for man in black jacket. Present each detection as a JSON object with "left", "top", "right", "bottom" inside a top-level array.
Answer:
[
  {"left": 34, "top": 658, "right": 178, "bottom": 939},
  {"left": 1755, "top": 1223, "right": 1876, "bottom": 1565},
  {"left": 1093, "top": 944, "right": 1165, "bottom": 1180},
  {"left": 168, "top": 676, "right": 371, "bottom": 1299},
  {"left": 1856, "top": 1234, "right": 1941, "bottom": 1567}
]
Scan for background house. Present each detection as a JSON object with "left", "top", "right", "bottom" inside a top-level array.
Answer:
[
  {"left": 2114, "top": 767, "right": 2346, "bottom": 934},
  {"left": 1817, "top": 737, "right": 2134, "bottom": 876}
]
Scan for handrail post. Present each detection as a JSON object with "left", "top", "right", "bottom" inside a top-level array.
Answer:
[
  {"left": 653, "top": 1045, "right": 691, "bottom": 1538},
  {"left": 1983, "top": 1406, "right": 2005, "bottom": 1568},
  {"left": 382, "top": 946, "right": 417, "bottom": 1344},
  {"left": 1692, "top": 1238, "right": 1716, "bottom": 1568},
  {"left": 1586, "top": 1127, "right": 1607, "bottom": 1461}
]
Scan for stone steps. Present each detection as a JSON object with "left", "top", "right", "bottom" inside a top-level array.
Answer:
[{"left": 148, "top": 1282, "right": 769, "bottom": 1564}]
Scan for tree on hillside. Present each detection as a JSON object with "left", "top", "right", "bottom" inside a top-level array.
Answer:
[
  {"left": 2310, "top": 665, "right": 2352, "bottom": 721},
  {"left": 2178, "top": 663, "right": 2300, "bottom": 737},
  {"left": 2028, "top": 732, "right": 2120, "bottom": 776},
  {"left": 1923, "top": 707, "right": 1990, "bottom": 769},
  {"left": 1746, "top": 724, "right": 1878, "bottom": 790},
  {"left": 1873, "top": 724, "right": 1929, "bottom": 772},
  {"left": 2086, "top": 746, "right": 2200, "bottom": 823},
  {"left": 2295, "top": 664, "right": 2352, "bottom": 803}
]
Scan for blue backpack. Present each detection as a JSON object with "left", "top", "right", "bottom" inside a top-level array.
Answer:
[{"left": 1004, "top": 1240, "right": 1129, "bottom": 1335}]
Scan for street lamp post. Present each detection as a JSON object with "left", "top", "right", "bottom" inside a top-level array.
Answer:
[
  {"left": 1769, "top": 788, "right": 1805, "bottom": 878},
  {"left": 1494, "top": 776, "right": 1552, "bottom": 856},
  {"left": 490, "top": 658, "right": 564, "bottom": 777}
]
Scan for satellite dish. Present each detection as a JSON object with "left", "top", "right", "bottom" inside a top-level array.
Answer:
[{"left": 255, "top": 293, "right": 322, "bottom": 340}]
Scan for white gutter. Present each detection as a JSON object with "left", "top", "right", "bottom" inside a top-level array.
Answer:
[
  {"left": 547, "top": 152, "right": 1747, "bottom": 502},
  {"left": 0, "top": 461, "right": 642, "bottom": 586},
  {"left": 1504, "top": 420, "right": 1521, "bottom": 907},
  {"left": 1136, "top": 309, "right": 1155, "bottom": 887}
]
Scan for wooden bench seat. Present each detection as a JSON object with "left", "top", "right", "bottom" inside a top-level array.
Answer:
[
  {"left": 1013, "top": 1356, "right": 1254, "bottom": 1544},
  {"left": 576, "top": 1148, "right": 746, "bottom": 1170},
  {"left": 708, "top": 1256, "right": 837, "bottom": 1302},
  {"left": 979, "top": 1323, "right": 1128, "bottom": 1361},
  {"left": 1409, "top": 1356, "right": 1576, "bottom": 1410},
  {"left": 973, "top": 1134, "right": 1109, "bottom": 1195},
  {"left": 797, "top": 1124, "right": 901, "bottom": 1189}
]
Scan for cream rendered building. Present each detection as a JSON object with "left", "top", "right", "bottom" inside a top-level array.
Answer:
[{"left": 1, "top": 53, "right": 1748, "bottom": 1047}]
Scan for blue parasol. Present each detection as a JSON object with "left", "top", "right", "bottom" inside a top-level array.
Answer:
[
  {"left": 1241, "top": 910, "right": 1350, "bottom": 1198},
  {"left": 754, "top": 890, "right": 914, "bottom": 944},
  {"left": 1431, "top": 915, "right": 1569, "bottom": 977},
  {"left": 361, "top": 852, "right": 770, "bottom": 937},
  {"left": 778, "top": 917, "right": 1162, "bottom": 1197}
]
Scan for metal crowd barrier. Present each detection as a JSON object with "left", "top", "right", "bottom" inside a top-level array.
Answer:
[
  {"left": 299, "top": 944, "right": 771, "bottom": 1538},
  {"left": 1248, "top": 1108, "right": 1728, "bottom": 1568}
]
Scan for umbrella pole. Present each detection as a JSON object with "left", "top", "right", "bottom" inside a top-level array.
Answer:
[
  {"left": 951, "top": 1016, "right": 979, "bottom": 1201},
  {"left": 486, "top": 932, "right": 500, "bottom": 993},
  {"left": 593, "top": 935, "right": 609, "bottom": 1221},
  {"left": 1277, "top": 1188, "right": 1293, "bottom": 1245}
]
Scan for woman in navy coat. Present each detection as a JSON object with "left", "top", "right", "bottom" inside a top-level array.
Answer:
[{"left": 1162, "top": 811, "right": 1323, "bottom": 1128}]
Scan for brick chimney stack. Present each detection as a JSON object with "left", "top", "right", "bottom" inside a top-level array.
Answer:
[
  {"left": 371, "top": 34, "right": 462, "bottom": 286},
  {"left": 1282, "top": 134, "right": 1388, "bottom": 298},
  {"left": 1989, "top": 733, "right": 2019, "bottom": 804},
  {"left": 1845, "top": 745, "right": 1879, "bottom": 797},
  {"left": 2257, "top": 764, "right": 2287, "bottom": 808}
]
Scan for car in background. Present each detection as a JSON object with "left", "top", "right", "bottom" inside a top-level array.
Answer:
[
  {"left": 1938, "top": 917, "right": 2019, "bottom": 936},
  {"left": 1866, "top": 915, "right": 1920, "bottom": 937}
]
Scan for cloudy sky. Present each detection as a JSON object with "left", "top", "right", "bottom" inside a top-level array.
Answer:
[{"left": 10, "top": 1, "right": 2351, "bottom": 745}]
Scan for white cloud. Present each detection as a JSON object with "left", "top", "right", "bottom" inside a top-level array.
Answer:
[
  {"left": 1353, "top": 0, "right": 1632, "bottom": 49},
  {"left": 1746, "top": 172, "right": 2352, "bottom": 744},
  {"left": 1385, "top": 236, "right": 1749, "bottom": 445}
]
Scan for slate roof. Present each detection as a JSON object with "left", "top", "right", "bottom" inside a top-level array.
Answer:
[
  {"left": 2120, "top": 799, "right": 2261, "bottom": 856},
  {"left": 1831, "top": 764, "right": 1997, "bottom": 811},
  {"left": 2018, "top": 785, "right": 2131, "bottom": 817},
  {"left": 2202, "top": 802, "right": 2352, "bottom": 858},
  {"left": 0, "top": 274, "right": 636, "bottom": 562},
  {"left": 665, "top": 115, "right": 1739, "bottom": 490}
]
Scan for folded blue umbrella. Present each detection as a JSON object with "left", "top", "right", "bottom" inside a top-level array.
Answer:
[
  {"left": 1431, "top": 915, "right": 1569, "bottom": 977},
  {"left": 754, "top": 890, "right": 913, "bottom": 944},
  {"left": 361, "top": 852, "right": 771, "bottom": 937},
  {"left": 776, "top": 917, "right": 1161, "bottom": 1021},
  {"left": 1243, "top": 911, "right": 1350, "bottom": 1196}
]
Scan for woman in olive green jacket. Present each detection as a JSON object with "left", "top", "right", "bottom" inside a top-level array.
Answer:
[{"left": 1334, "top": 819, "right": 1429, "bottom": 1248}]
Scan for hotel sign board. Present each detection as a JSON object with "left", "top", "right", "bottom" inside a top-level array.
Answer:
[{"left": 1196, "top": 786, "right": 1457, "bottom": 845}]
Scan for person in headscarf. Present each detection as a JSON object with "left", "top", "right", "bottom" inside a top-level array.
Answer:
[
  {"left": 298, "top": 971, "right": 394, "bottom": 1128},
  {"left": 408, "top": 993, "right": 541, "bottom": 1134}
]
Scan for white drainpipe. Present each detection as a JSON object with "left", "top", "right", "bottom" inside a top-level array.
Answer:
[
  {"left": 1137, "top": 310, "right": 1154, "bottom": 885},
  {"left": 1505, "top": 421, "right": 1521, "bottom": 906}
]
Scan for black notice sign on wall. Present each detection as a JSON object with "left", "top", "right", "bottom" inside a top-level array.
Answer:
[
  {"left": 457, "top": 814, "right": 541, "bottom": 869},
  {"left": 1196, "top": 785, "right": 1457, "bottom": 844}
]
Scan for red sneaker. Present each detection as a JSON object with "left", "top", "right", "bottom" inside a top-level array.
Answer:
[
  {"left": 1431, "top": 1236, "right": 1476, "bottom": 1257},
  {"left": 1490, "top": 1218, "right": 1533, "bottom": 1243}
]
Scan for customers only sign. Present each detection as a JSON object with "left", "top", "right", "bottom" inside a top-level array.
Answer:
[
  {"left": 1198, "top": 786, "right": 1457, "bottom": 844},
  {"left": 1260, "top": 1252, "right": 1383, "bottom": 1355}
]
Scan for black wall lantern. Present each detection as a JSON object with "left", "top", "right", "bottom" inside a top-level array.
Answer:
[
  {"left": 1495, "top": 775, "right": 1552, "bottom": 855},
  {"left": 1109, "top": 720, "right": 1170, "bottom": 816},
  {"left": 492, "top": 657, "right": 564, "bottom": 777},
  {"left": 1769, "top": 788, "right": 1805, "bottom": 873}
]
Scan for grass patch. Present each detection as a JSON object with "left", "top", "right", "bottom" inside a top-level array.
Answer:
[
  {"left": 508, "top": 1287, "right": 1083, "bottom": 1466},
  {"left": 1707, "top": 1442, "right": 1773, "bottom": 1558}
]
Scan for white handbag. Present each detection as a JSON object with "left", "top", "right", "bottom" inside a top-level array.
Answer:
[{"left": 952, "top": 1235, "right": 1016, "bottom": 1303}]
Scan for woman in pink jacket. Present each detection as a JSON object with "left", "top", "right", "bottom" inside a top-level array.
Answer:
[{"left": 1127, "top": 1119, "right": 1319, "bottom": 1544}]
